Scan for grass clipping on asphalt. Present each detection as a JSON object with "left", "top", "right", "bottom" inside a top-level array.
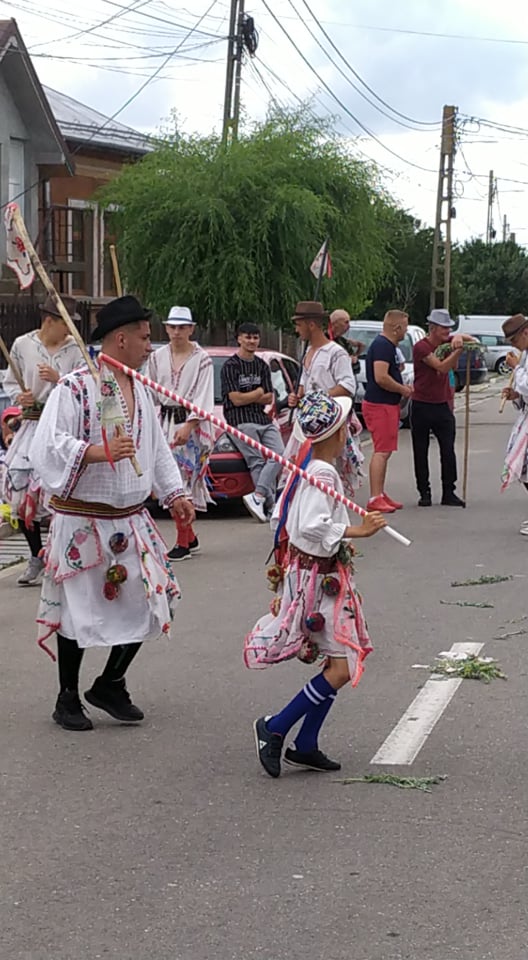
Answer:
[{"left": 335, "top": 774, "right": 447, "bottom": 792}]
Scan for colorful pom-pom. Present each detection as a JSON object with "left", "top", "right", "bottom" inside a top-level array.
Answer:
[
  {"left": 103, "top": 581, "right": 119, "bottom": 601},
  {"left": 305, "top": 611, "right": 325, "bottom": 632},
  {"left": 321, "top": 575, "right": 340, "bottom": 597},
  {"left": 107, "top": 564, "right": 128, "bottom": 585},
  {"left": 266, "top": 563, "right": 284, "bottom": 592},
  {"left": 109, "top": 532, "right": 129, "bottom": 555},
  {"left": 270, "top": 596, "right": 281, "bottom": 617},
  {"left": 297, "top": 637, "right": 320, "bottom": 664}
]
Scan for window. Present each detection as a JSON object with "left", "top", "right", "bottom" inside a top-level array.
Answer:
[
  {"left": 281, "top": 357, "right": 300, "bottom": 390},
  {"left": 8, "top": 139, "right": 25, "bottom": 217}
]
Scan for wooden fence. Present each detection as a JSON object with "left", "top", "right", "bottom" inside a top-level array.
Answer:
[{"left": 0, "top": 300, "right": 299, "bottom": 366}]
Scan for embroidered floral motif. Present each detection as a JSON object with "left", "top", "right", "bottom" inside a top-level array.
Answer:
[{"left": 65, "top": 525, "right": 93, "bottom": 570}]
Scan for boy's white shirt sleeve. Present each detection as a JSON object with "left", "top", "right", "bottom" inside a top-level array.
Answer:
[
  {"left": 514, "top": 352, "right": 528, "bottom": 399},
  {"left": 286, "top": 466, "right": 348, "bottom": 553},
  {"left": 329, "top": 347, "right": 357, "bottom": 396}
]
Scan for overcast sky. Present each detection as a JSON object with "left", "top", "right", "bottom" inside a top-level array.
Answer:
[{"left": 3, "top": 0, "right": 528, "bottom": 244}]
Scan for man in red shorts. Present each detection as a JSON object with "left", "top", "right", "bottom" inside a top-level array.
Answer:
[{"left": 362, "top": 310, "right": 413, "bottom": 513}]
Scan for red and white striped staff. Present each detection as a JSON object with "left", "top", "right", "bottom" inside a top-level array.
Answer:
[{"left": 100, "top": 353, "right": 412, "bottom": 547}]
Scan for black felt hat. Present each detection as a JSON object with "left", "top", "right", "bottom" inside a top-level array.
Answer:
[{"left": 91, "top": 295, "right": 151, "bottom": 341}]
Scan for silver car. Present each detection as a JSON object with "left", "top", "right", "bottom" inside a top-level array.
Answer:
[{"left": 472, "top": 334, "right": 516, "bottom": 376}]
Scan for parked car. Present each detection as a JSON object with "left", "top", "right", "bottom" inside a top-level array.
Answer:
[
  {"left": 453, "top": 347, "right": 488, "bottom": 391},
  {"left": 351, "top": 321, "right": 426, "bottom": 426},
  {"left": 207, "top": 347, "right": 300, "bottom": 500},
  {"left": 472, "top": 334, "right": 515, "bottom": 376}
]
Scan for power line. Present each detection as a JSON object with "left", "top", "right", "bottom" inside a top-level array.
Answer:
[
  {"left": 259, "top": 0, "right": 438, "bottom": 175},
  {"left": 27, "top": 0, "right": 153, "bottom": 49},
  {"left": 297, "top": 0, "right": 440, "bottom": 128},
  {"left": 283, "top": 0, "right": 433, "bottom": 133}
]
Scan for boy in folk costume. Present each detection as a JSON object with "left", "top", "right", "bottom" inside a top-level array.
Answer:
[
  {"left": 31, "top": 296, "right": 194, "bottom": 732},
  {"left": 500, "top": 314, "right": 528, "bottom": 533},
  {"left": 148, "top": 306, "right": 214, "bottom": 561},
  {"left": 3, "top": 296, "right": 84, "bottom": 585},
  {"left": 286, "top": 301, "right": 364, "bottom": 499},
  {"left": 245, "top": 392, "right": 385, "bottom": 778}
]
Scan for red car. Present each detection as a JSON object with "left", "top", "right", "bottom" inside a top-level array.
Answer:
[{"left": 206, "top": 347, "right": 300, "bottom": 500}]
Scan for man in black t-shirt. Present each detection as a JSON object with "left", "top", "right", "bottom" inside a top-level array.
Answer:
[{"left": 221, "top": 322, "right": 285, "bottom": 522}]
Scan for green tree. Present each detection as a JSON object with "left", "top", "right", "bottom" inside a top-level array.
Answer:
[
  {"left": 101, "top": 109, "right": 394, "bottom": 338},
  {"left": 453, "top": 239, "right": 528, "bottom": 315}
]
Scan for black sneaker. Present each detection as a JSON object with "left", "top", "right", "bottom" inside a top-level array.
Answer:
[
  {"left": 284, "top": 747, "right": 341, "bottom": 772},
  {"left": 253, "top": 715, "right": 283, "bottom": 778},
  {"left": 53, "top": 690, "right": 93, "bottom": 731},
  {"left": 84, "top": 677, "right": 144, "bottom": 722},
  {"left": 441, "top": 493, "right": 466, "bottom": 507},
  {"left": 167, "top": 545, "right": 191, "bottom": 562},
  {"left": 418, "top": 494, "right": 432, "bottom": 507},
  {"left": 188, "top": 537, "right": 200, "bottom": 554}
]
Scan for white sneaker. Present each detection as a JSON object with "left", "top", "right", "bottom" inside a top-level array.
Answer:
[
  {"left": 519, "top": 520, "right": 528, "bottom": 535},
  {"left": 242, "top": 493, "right": 268, "bottom": 523},
  {"left": 17, "top": 556, "right": 44, "bottom": 586}
]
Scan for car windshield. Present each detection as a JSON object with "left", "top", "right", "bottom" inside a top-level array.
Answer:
[{"left": 355, "top": 330, "right": 414, "bottom": 362}]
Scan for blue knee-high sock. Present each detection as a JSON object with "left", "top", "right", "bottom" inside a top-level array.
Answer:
[
  {"left": 267, "top": 673, "right": 336, "bottom": 738},
  {"left": 294, "top": 692, "right": 337, "bottom": 752}
]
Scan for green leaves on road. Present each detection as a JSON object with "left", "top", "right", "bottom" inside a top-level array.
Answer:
[
  {"left": 450, "top": 575, "right": 513, "bottom": 587},
  {"left": 335, "top": 774, "right": 447, "bottom": 792}
]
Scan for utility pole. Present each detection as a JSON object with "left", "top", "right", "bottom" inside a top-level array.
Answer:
[
  {"left": 486, "top": 170, "right": 496, "bottom": 244},
  {"left": 430, "top": 105, "right": 457, "bottom": 313},
  {"left": 221, "top": 0, "right": 258, "bottom": 145},
  {"left": 502, "top": 213, "right": 510, "bottom": 243}
]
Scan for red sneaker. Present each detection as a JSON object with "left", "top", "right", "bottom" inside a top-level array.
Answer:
[
  {"left": 383, "top": 492, "right": 403, "bottom": 510},
  {"left": 367, "top": 495, "right": 396, "bottom": 514}
]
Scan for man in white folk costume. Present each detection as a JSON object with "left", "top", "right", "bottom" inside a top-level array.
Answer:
[
  {"left": 3, "top": 295, "right": 84, "bottom": 585},
  {"left": 32, "top": 295, "right": 194, "bottom": 732},
  {"left": 148, "top": 306, "right": 214, "bottom": 561}
]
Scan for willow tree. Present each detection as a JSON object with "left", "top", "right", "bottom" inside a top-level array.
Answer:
[{"left": 102, "top": 108, "right": 394, "bottom": 335}]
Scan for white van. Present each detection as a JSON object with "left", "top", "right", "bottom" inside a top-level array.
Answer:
[
  {"left": 456, "top": 315, "right": 514, "bottom": 375},
  {"left": 456, "top": 315, "right": 509, "bottom": 336}
]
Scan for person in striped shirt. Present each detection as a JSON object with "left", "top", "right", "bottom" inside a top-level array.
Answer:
[{"left": 221, "top": 322, "right": 284, "bottom": 522}]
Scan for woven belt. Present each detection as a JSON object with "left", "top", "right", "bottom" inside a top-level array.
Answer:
[
  {"left": 49, "top": 496, "right": 145, "bottom": 519},
  {"left": 288, "top": 544, "right": 337, "bottom": 574}
]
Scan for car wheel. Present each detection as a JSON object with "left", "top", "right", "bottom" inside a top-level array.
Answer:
[
  {"left": 454, "top": 372, "right": 462, "bottom": 392},
  {"left": 496, "top": 358, "right": 511, "bottom": 377}
]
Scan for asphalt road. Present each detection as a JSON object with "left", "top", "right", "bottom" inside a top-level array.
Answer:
[{"left": 1, "top": 381, "right": 527, "bottom": 960}]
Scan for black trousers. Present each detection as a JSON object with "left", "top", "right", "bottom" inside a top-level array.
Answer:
[{"left": 410, "top": 400, "right": 457, "bottom": 496}]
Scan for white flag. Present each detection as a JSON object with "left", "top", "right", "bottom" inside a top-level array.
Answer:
[
  {"left": 4, "top": 203, "right": 35, "bottom": 290},
  {"left": 309, "top": 242, "right": 332, "bottom": 279}
]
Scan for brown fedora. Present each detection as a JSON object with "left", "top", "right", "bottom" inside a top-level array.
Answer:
[
  {"left": 291, "top": 300, "right": 328, "bottom": 321},
  {"left": 39, "top": 294, "right": 80, "bottom": 322},
  {"left": 502, "top": 313, "right": 528, "bottom": 342}
]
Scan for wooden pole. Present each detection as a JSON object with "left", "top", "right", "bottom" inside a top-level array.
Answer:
[
  {"left": 0, "top": 335, "right": 25, "bottom": 392},
  {"left": 10, "top": 207, "right": 141, "bottom": 476},
  {"left": 462, "top": 352, "right": 471, "bottom": 501},
  {"left": 109, "top": 245, "right": 123, "bottom": 297},
  {"left": 499, "top": 368, "right": 515, "bottom": 414},
  {"left": 11, "top": 207, "right": 98, "bottom": 379}
]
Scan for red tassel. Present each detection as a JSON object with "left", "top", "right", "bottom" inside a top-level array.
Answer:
[{"left": 102, "top": 428, "right": 116, "bottom": 471}]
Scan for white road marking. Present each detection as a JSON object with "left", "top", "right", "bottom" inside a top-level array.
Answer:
[{"left": 370, "top": 641, "right": 484, "bottom": 766}]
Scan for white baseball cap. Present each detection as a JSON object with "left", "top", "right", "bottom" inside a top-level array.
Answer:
[{"left": 164, "top": 305, "right": 194, "bottom": 326}]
